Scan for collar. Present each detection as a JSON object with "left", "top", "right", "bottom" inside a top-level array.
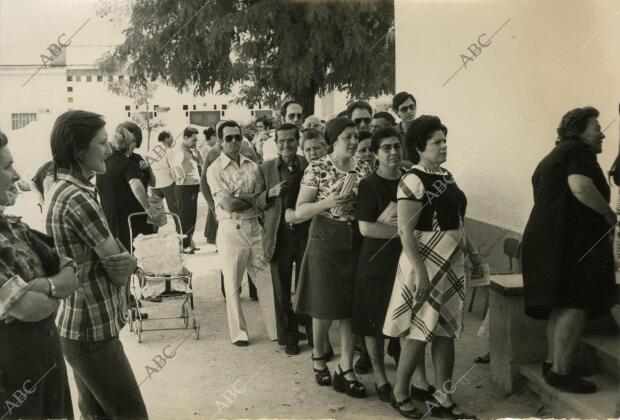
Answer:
[
  {"left": 219, "top": 152, "right": 252, "bottom": 169},
  {"left": 412, "top": 164, "right": 446, "bottom": 175},
  {"left": 277, "top": 155, "right": 300, "bottom": 170},
  {"left": 56, "top": 170, "right": 98, "bottom": 197}
]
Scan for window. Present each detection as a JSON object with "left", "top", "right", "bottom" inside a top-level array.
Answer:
[
  {"left": 154, "top": 112, "right": 158, "bottom": 117},
  {"left": 67, "top": 75, "right": 73, "bottom": 82},
  {"left": 192, "top": 105, "right": 196, "bottom": 110},
  {"left": 108, "top": 76, "right": 114, "bottom": 82},
  {"left": 68, "top": 97, "right": 73, "bottom": 103},
  {"left": 221, "top": 111, "right": 225, "bottom": 117},
  {"left": 154, "top": 105, "right": 159, "bottom": 110},
  {"left": 213, "top": 105, "right": 217, "bottom": 110},
  {"left": 251, "top": 110, "right": 254, "bottom": 116},
  {"left": 97, "top": 75, "right": 102, "bottom": 82},
  {"left": 182, "top": 105, "right": 188, "bottom": 110},
  {"left": 75, "top": 75, "right": 81, "bottom": 82},
  {"left": 11, "top": 113, "right": 37, "bottom": 130},
  {"left": 185, "top": 111, "right": 188, "bottom": 117},
  {"left": 86, "top": 76, "right": 92, "bottom": 82},
  {"left": 127, "top": 112, "right": 131, "bottom": 117},
  {"left": 222, "top": 104, "right": 228, "bottom": 110},
  {"left": 67, "top": 86, "right": 73, "bottom": 92},
  {"left": 125, "top": 105, "right": 131, "bottom": 111},
  {"left": 118, "top": 75, "right": 124, "bottom": 81}
]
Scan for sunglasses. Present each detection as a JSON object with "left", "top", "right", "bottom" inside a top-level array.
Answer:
[
  {"left": 224, "top": 134, "right": 243, "bottom": 143},
  {"left": 287, "top": 113, "right": 303, "bottom": 120},
  {"left": 399, "top": 104, "right": 416, "bottom": 113},
  {"left": 379, "top": 143, "right": 402, "bottom": 152},
  {"left": 354, "top": 117, "right": 372, "bottom": 126}
]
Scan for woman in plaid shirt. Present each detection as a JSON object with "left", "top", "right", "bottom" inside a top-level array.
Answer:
[{"left": 45, "top": 110, "right": 148, "bottom": 419}]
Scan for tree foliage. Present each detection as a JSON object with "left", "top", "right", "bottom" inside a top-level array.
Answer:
[{"left": 97, "top": 0, "right": 395, "bottom": 115}]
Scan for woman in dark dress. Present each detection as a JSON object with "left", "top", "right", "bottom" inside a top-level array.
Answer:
[
  {"left": 522, "top": 106, "right": 616, "bottom": 394},
  {"left": 352, "top": 127, "right": 403, "bottom": 401},
  {"left": 0, "top": 132, "right": 78, "bottom": 419}
]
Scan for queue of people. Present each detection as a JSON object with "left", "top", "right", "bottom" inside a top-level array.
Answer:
[{"left": 0, "top": 94, "right": 616, "bottom": 419}]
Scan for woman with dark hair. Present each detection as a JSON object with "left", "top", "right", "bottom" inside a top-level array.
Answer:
[
  {"left": 0, "top": 131, "right": 77, "bottom": 419},
  {"left": 522, "top": 106, "right": 615, "bottom": 394},
  {"left": 383, "top": 116, "right": 478, "bottom": 418},
  {"left": 351, "top": 127, "right": 403, "bottom": 401},
  {"left": 294, "top": 117, "right": 373, "bottom": 398},
  {"left": 45, "top": 110, "right": 148, "bottom": 419}
]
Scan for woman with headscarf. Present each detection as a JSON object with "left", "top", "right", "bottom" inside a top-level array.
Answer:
[
  {"left": 294, "top": 117, "right": 373, "bottom": 398},
  {"left": 522, "top": 106, "right": 615, "bottom": 394}
]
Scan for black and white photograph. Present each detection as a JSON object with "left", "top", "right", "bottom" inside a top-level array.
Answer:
[{"left": 0, "top": 0, "right": 619, "bottom": 418}]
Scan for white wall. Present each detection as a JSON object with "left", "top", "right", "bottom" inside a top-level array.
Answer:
[{"left": 395, "top": 0, "right": 620, "bottom": 231}]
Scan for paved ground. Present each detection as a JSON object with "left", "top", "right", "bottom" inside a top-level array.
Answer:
[{"left": 14, "top": 192, "right": 543, "bottom": 419}]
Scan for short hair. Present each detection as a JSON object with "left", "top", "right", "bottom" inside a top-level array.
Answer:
[
  {"left": 557, "top": 107, "right": 600, "bottom": 142},
  {"left": 275, "top": 123, "right": 300, "bottom": 142},
  {"left": 112, "top": 126, "right": 134, "bottom": 152},
  {"left": 183, "top": 126, "right": 199, "bottom": 138},
  {"left": 203, "top": 127, "right": 216, "bottom": 139},
  {"left": 346, "top": 101, "right": 373, "bottom": 118},
  {"left": 336, "top": 110, "right": 348, "bottom": 118},
  {"left": 217, "top": 120, "right": 241, "bottom": 140},
  {"left": 117, "top": 121, "right": 142, "bottom": 148},
  {"left": 158, "top": 130, "right": 172, "bottom": 143},
  {"left": 301, "top": 129, "right": 327, "bottom": 150},
  {"left": 358, "top": 131, "right": 372, "bottom": 142},
  {"left": 392, "top": 91, "right": 417, "bottom": 112},
  {"left": 373, "top": 111, "right": 396, "bottom": 126},
  {"left": 256, "top": 116, "right": 273, "bottom": 130},
  {"left": 50, "top": 110, "right": 106, "bottom": 177},
  {"left": 370, "top": 127, "right": 401, "bottom": 153},
  {"left": 405, "top": 115, "right": 446, "bottom": 164},
  {"left": 280, "top": 100, "right": 302, "bottom": 118},
  {"left": 0, "top": 131, "right": 7, "bottom": 149}
]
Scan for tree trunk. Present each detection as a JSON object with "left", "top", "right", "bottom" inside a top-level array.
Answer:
[{"left": 297, "top": 82, "right": 317, "bottom": 118}]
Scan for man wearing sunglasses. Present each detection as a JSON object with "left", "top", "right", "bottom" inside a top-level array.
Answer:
[
  {"left": 347, "top": 100, "right": 373, "bottom": 133},
  {"left": 206, "top": 120, "right": 278, "bottom": 346},
  {"left": 392, "top": 91, "right": 417, "bottom": 139}
]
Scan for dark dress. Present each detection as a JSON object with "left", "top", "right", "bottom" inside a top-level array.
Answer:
[
  {"left": 522, "top": 140, "right": 615, "bottom": 320},
  {"left": 96, "top": 150, "right": 153, "bottom": 251},
  {"left": 0, "top": 214, "right": 73, "bottom": 419},
  {"left": 352, "top": 172, "right": 402, "bottom": 336}
]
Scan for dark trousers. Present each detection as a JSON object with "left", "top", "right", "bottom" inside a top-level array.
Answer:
[
  {"left": 220, "top": 272, "right": 258, "bottom": 299},
  {"left": 272, "top": 225, "right": 310, "bottom": 345},
  {"left": 204, "top": 207, "right": 218, "bottom": 244},
  {"left": 151, "top": 184, "right": 181, "bottom": 233},
  {"left": 60, "top": 336, "right": 147, "bottom": 420},
  {"left": 175, "top": 184, "right": 199, "bottom": 249}
]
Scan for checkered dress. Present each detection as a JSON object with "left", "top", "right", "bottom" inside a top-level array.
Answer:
[{"left": 383, "top": 166, "right": 467, "bottom": 342}]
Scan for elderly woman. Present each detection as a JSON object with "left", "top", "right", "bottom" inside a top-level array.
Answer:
[
  {"left": 0, "top": 131, "right": 77, "bottom": 419},
  {"left": 383, "top": 116, "right": 478, "bottom": 418},
  {"left": 355, "top": 131, "right": 375, "bottom": 165},
  {"left": 351, "top": 127, "right": 403, "bottom": 401},
  {"left": 522, "top": 107, "right": 615, "bottom": 394},
  {"left": 45, "top": 110, "right": 148, "bottom": 419},
  {"left": 294, "top": 117, "right": 373, "bottom": 398}
]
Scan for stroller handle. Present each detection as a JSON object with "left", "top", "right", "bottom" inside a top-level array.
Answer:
[{"left": 127, "top": 212, "right": 184, "bottom": 256}]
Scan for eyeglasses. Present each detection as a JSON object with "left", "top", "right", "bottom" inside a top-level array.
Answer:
[
  {"left": 287, "top": 113, "right": 303, "bottom": 120},
  {"left": 399, "top": 104, "right": 416, "bottom": 113},
  {"left": 379, "top": 143, "right": 402, "bottom": 152},
  {"left": 224, "top": 134, "right": 243, "bottom": 143},
  {"left": 354, "top": 118, "right": 371, "bottom": 126}
]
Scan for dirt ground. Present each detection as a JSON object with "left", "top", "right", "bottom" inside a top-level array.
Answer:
[{"left": 14, "top": 193, "right": 542, "bottom": 419}]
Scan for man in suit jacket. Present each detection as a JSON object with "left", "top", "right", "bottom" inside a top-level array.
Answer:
[{"left": 255, "top": 123, "right": 310, "bottom": 355}]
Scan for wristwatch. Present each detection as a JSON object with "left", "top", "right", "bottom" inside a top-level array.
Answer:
[
  {"left": 234, "top": 191, "right": 241, "bottom": 199},
  {"left": 47, "top": 277, "right": 57, "bottom": 298}
]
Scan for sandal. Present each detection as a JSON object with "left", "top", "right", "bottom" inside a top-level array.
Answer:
[
  {"left": 429, "top": 400, "right": 476, "bottom": 419},
  {"left": 312, "top": 353, "right": 331, "bottom": 386},
  {"left": 390, "top": 393, "right": 424, "bottom": 419},
  {"left": 333, "top": 365, "right": 366, "bottom": 398}
]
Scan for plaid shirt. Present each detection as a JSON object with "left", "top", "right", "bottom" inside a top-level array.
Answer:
[
  {"left": 44, "top": 171, "right": 126, "bottom": 341},
  {"left": 0, "top": 212, "right": 73, "bottom": 319}
]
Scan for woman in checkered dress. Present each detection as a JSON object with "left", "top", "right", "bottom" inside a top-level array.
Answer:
[{"left": 382, "top": 116, "right": 479, "bottom": 419}]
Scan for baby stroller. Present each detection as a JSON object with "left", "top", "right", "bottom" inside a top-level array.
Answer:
[{"left": 127, "top": 212, "right": 200, "bottom": 343}]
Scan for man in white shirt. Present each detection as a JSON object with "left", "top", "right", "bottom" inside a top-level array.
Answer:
[
  {"left": 206, "top": 120, "right": 277, "bottom": 346},
  {"left": 150, "top": 130, "right": 179, "bottom": 231}
]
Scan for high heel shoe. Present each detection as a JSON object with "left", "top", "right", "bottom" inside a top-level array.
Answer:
[
  {"left": 312, "top": 354, "right": 331, "bottom": 386},
  {"left": 332, "top": 365, "right": 366, "bottom": 398}
]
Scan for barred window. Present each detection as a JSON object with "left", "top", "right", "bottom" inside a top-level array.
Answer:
[{"left": 11, "top": 113, "right": 37, "bottom": 130}]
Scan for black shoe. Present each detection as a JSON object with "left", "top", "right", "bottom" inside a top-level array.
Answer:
[
  {"left": 333, "top": 365, "right": 366, "bottom": 398},
  {"left": 312, "top": 353, "right": 332, "bottom": 386},
  {"left": 375, "top": 382, "right": 393, "bottom": 403},
  {"left": 298, "top": 331, "right": 308, "bottom": 341},
  {"left": 544, "top": 369, "right": 596, "bottom": 393},
  {"left": 354, "top": 354, "right": 371, "bottom": 374},
  {"left": 542, "top": 361, "right": 593, "bottom": 378},
  {"left": 285, "top": 342, "right": 300, "bottom": 355},
  {"left": 410, "top": 384, "right": 436, "bottom": 402},
  {"left": 428, "top": 399, "right": 476, "bottom": 419},
  {"left": 233, "top": 340, "right": 249, "bottom": 347},
  {"left": 390, "top": 393, "right": 423, "bottom": 419}
]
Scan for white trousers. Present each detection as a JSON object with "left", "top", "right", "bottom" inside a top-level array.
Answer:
[{"left": 217, "top": 218, "right": 277, "bottom": 343}]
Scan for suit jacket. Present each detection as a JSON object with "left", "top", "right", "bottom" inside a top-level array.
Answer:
[{"left": 255, "top": 155, "right": 308, "bottom": 262}]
